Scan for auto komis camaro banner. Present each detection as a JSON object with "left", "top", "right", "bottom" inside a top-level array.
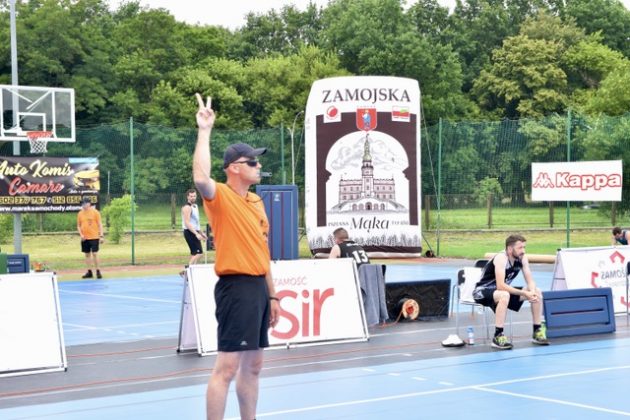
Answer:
[{"left": 0, "top": 156, "right": 99, "bottom": 212}]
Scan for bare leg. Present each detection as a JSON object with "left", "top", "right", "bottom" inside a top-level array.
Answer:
[
  {"left": 92, "top": 252, "right": 100, "bottom": 271},
  {"left": 207, "top": 351, "right": 240, "bottom": 420},
  {"left": 84, "top": 253, "right": 92, "bottom": 270},
  {"left": 235, "top": 350, "right": 264, "bottom": 420},
  {"left": 189, "top": 253, "right": 203, "bottom": 266},
  {"left": 493, "top": 290, "right": 510, "bottom": 328},
  {"left": 530, "top": 287, "right": 543, "bottom": 325}
]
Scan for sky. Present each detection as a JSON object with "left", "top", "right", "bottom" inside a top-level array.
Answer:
[
  {"left": 106, "top": 0, "right": 450, "bottom": 29},
  {"left": 107, "top": 0, "right": 630, "bottom": 29}
]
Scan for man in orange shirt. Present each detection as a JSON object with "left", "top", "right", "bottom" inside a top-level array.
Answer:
[
  {"left": 193, "top": 94, "right": 279, "bottom": 420},
  {"left": 77, "top": 197, "right": 104, "bottom": 279}
]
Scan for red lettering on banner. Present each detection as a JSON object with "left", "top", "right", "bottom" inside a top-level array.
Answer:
[
  {"left": 555, "top": 172, "right": 621, "bottom": 190},
  {"left": 271, "top": 288, "right": 335, "bottom": 340},
  {"left": 302, "top": 290, "right": 310, "bottom": 337},
  {"left": 313, "top": 288, "right": 334, "bottom": 336},
  {"left": 609, "top": 250, "right": 625, "bottom": 264},
  {"left": 8, "top": 177, "right": 65, "bottom": 195},
  {"left": 273, "top": 290, "right": 300, "bottom": 339},
  {"left": 591, "top": 272, "right": 599, "bottom": 288}
]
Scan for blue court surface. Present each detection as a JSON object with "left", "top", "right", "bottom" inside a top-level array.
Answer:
[
  {"left": 57, "top": 263, "right": 553, "bottom": 346},
  {"left": 2, "top": 261, "right": 628, "bottom": 420}
]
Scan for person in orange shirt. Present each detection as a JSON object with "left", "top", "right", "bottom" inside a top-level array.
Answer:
[
  {"left": 77, "top": 197, "right": 104, "bottom": 279},
  {"left": 192, "top": 94, "right": 279, "bottom": 420}
]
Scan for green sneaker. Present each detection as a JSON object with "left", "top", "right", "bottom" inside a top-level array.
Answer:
[
  {"left": 491, "top": 333, "right": 513, "bottom": 350},
  {"left": 532, "top": 329, "right": 549, "bottom": 345}
]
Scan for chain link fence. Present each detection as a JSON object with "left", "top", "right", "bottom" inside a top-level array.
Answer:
[{"left": 1, "top": 111, "right": 628, "bottom": 258}]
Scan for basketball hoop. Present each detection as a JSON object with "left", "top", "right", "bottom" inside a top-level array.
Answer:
[{"left": 26, "top": 130, "right": 52, "bottom": 154}]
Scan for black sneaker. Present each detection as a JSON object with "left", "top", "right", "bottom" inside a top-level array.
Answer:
[
  {"left": 491, "top": 333, "right": 513, "bottom": 350},
  {"left": 82, "top": 270, "right": 93, "bottom": 279},
  {"left": 96, "top": 270, "right": 102, "bottom": 279}
]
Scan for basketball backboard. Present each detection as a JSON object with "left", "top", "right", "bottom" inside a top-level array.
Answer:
[{"left": 0, "top": 84, "right": 75, "bottom": 143}]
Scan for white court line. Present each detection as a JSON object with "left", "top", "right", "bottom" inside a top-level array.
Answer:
[
  {"left": 244, "top": 364, "right": 630, "bottom": 418},
  {"left": 369, "top": 320, "right": 532, "bottom": 338},
  {"left": 59, "top": 290, "right": 179, "bottom": 304},
  {"left": 264, "top": 353, "right": 412, "bottom": 371},
  {"left": 474, "top": 386, "right": 630, "bottom": 416}
]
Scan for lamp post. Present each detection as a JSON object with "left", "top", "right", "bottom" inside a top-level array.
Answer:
[
  {"left": 289, "top": 110, "right": 304, "bottom": 185},
  {"left": 10, "top": 0, "right": 22, "bottom": 254}
]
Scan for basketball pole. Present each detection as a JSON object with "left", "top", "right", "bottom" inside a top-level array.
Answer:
[{"left": 10, "top": 0, "right": 22, "bottom": 254}]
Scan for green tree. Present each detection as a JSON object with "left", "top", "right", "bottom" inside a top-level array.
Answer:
[
  {"left": 474, "top": 177, "right": 503, "bottom": 205},
  {"left": 320, "top": 0, "right": 408, "bottom": 74},
  {"left": 561, "top": 0, "right": 630, "bottom": 58},
  {"left": 585, "top": 63, "right": 630, "bottom": 115},
  {"left": 231, "top": 3, "right": 323, "bottom": 60},
  {"left": 443, "top": 0, "right": 544, "bottom": 91},
  {"left": 1, "top": 0, "right": 116, "bottom": 121},
  {"left": 581, "top": 114, "right": 630, "bottom": 214},
  {"left": 473, "top": 35, "right": 568, "bottom": 118},
  {"left": 241, "top": 47, "right": 348, "bottom": 128},
  {"left": 102, "top": 194, "right": 133, "bottom": 243},
  {"left": 358, "top": 31, "right": 473, "bottom": 122}
]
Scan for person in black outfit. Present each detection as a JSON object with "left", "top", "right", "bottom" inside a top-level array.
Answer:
[
  {"left": 611, "top": 227, "right": 629, "bottom": 246},
  {"left": 329, "top": 228, "right": 370, "bottom": 267},
  {"left": 472, "top": 234, "right": 549, "bottom": 350}
]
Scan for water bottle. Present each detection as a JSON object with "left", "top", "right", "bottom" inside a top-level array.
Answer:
[{"left": 467, "top": 326, "right": 475, "bottom": 345}]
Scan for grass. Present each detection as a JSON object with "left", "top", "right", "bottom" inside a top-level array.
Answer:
[
  {"left": 423, "top": 229, "right": 611, "bottom": 259},
  {"left": 425, "top": 206, "right": 616, "bottom": 229},
  {"left": 0, "top": 227, "right": 614, "bottom": 273},
  {"left": 1, "top": 205, "right": 625, "bottom": 271}
]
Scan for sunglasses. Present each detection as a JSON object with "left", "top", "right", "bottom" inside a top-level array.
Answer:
[{"left": 231, "top": 159, "right": 259, "bottom": 167}]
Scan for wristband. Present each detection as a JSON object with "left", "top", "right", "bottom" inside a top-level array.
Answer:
[{"left": 269, "top": 296, "right": 279, "bottom": 301}]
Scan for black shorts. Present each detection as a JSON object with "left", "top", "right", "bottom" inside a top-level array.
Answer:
[
  {"left": 183, "top": 230, "right": 203, "bottom": 255},
  {"left": 81, "top": 239, "right": 100, "bottom": 253},
  {"left": 473, "top": 286, "right": 525, "bottom": 312},
  {"left": 214, "top": 274, "right": 270, "bottom": 352}
]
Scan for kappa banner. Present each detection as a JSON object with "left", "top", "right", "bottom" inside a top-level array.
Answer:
[
  {"left": 531, "top": 160, "right": 622, "bottom": 202},
  {"left": 0, "top": 156, "right": 100, "bottom": 213},
  {"left": 177, "top": 259, "right": 368, "bottom": 355},
  {"left": 305, "top": 76, "right": 422, "bottom": 256},
  {"left": 552, "top": 246, "right": 629, "bottom": 313}
]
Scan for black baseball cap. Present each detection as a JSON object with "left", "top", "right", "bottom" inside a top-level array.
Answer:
[{"left": 223, "top": 143, "right": 267, "bottom": 168}]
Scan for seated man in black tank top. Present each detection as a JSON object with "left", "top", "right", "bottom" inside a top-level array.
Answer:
[
  {"left": 329, "top": 227, "right": 370, "bottom": 267},
  {"left": 472, "top": 234, "right": 549, "bottom": 350},
  {"left": 611, "top": 226, "right": 630, "bottom": 246}
]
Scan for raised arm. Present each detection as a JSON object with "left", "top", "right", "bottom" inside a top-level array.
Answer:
[{"left": 193, "top": 93, "right": 217, "bottom": 200}]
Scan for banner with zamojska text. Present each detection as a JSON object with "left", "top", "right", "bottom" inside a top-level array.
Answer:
[
  {"left": 0, "top": 156, "right": 100, "bottom": 213},
  {"left": 304, "top": 76, "right": 422, "bottom": 257}
]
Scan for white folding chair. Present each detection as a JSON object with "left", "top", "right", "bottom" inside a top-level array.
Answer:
[
  {"left": 453, "top": 266, "right": 514, "bottom": 344},
  {"left": 454, "top": 267, "right": 491, "bottom": 342}
]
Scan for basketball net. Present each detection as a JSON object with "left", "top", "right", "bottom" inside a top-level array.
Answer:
[{"left": 26, "top": 130, "right": 52, "bottom": 154}]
